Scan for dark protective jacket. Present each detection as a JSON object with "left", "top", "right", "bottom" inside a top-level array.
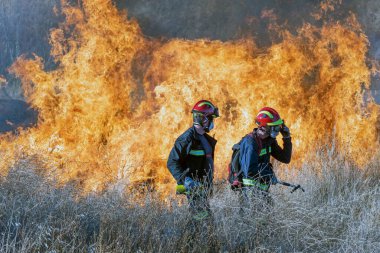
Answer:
[
  {"left": 167, "top": 126, "right": 217, "bottom": 184},
  {"left": 239, "top": 128, "right": 292, "bottom": 184}
]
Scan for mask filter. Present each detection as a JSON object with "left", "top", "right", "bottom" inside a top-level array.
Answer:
[
  {"left": 203, "top": 116, "right": 214, "bottom": 133},
  {"left": 208, "top": 121, "right": 214, "bottom": 132}
]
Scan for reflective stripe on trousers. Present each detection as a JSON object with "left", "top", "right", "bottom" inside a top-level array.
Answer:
[{"left": 242, "top": 178, "right": 269, "bottom": 191}]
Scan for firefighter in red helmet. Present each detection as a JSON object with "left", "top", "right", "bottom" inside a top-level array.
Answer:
[
  {"left": 167, "top": 100, "right": 219, "bottom": 221},
  {"left": 237, "top": 107, "right": 292, "bottom": 204}
]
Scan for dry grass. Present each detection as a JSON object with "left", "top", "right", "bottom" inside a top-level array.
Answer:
[{"left": 0, "top": 152, "right": 379, "bottom": 253}]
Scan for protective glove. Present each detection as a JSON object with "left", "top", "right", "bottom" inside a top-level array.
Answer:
[
  {"left": 270, "top": 175, "right": 279, "bottom": 185},
  {"left": 280, "top": 124, "right": 291, "bottom": 139},
  {"left": 184, "top": 177, "right": 201, "bottom": 191}
]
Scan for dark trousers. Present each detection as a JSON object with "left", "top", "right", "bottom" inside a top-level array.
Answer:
[
  {"left": 187, "top": 185, "right": 212, "bottom": 221},
  {"left": 239, "top": 186, "right": 273, "bottom": 213}
]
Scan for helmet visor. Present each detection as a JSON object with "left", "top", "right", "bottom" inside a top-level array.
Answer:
[{"left": 213, "top": 107, "right": 219, "bottom": 118}]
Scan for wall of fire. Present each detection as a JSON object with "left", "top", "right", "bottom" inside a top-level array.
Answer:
[{"left": 0, "top": 0, "right": 379, "bottom": 132}]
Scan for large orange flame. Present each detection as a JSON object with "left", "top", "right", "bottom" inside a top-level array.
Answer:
[{"left": 1, "top": 0, "right": 378, "bottom": 196}]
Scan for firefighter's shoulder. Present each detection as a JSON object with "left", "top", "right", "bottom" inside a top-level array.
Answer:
[{"left": 175, "top": 127, "right": 195, "bottom": 144}]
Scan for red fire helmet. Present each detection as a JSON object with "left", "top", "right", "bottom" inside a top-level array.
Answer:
[
  {"left": 191, "top": 100, "right": 219, "bottom": 118},
  {"left": 256, "top": 107, "right": 283, "bottom": 127}
]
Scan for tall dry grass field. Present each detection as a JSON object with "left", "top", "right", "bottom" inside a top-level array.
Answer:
[{"left": 0, "top": 150, "right": 379, "bottom": 253}]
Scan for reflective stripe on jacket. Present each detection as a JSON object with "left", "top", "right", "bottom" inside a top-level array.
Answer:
[
  {"left": 167, "top": 126, "right": 217, "bottom": 184},
  {"left": 239, "top": 128, "right": 292, "bottom": 185}
]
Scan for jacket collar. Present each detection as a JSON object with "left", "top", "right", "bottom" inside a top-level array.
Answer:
[{"left": 190, "top": 125, "right": 217, "bottom": 145}]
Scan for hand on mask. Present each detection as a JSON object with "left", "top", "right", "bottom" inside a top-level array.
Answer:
[{"left": 280, "top": 123, "right": 291, "bottom": 139}]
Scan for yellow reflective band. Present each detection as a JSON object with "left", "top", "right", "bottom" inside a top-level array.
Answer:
[
  {"left": 267, "top": 119, "right": 284, "bottom": 126},
  {"left": 242, "top": 178, "right": 269, "bottom": 191},
  {"left": 189, "top": 149, "right": 205, "bottom": 156},
  {"left": 259, "top": 147, "right": 271, "bottom": 156},
  {"left": 257, "top": 110, "right": 274, "bottom": 119},
  {"left": 198, "top": 101, "right": 214, "bottom": 108}
]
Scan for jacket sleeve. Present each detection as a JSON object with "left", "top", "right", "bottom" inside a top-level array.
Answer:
[
  {"left": 167, "top": 137, "right": 190, "bottom": 183},
  {"left": 240, "top": 137, "right": 260, "bottom": 178},
  {"left": 271, "top": 137, "right": 292, "bottom": 164}
]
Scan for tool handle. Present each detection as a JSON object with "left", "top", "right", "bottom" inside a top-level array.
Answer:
[
  {"left": 290, "top": 185, "right": 300, "bottom": 193},
  {"left": 279, "top": 181, "right": 294, "bottom": 187},
  {"left": 278, "top": 180, "right": 305, "bottom": 193}
]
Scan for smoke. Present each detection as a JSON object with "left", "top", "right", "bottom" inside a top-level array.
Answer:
[
  {"left": 357, "top": 0, "right": 380, "bottom": 102},
  {"left": 117, "top": 0, "right": 318, "bottom": 43},
  {"left": 0, "top": 0, "right": 62, "bottom": 99},
  {"left": 1, "top": 0, "right": 380, "bottom": 100},
  {"left": 0, "top": 99, "right": 37, "bottom": 132},
  {"left": 118, "top": 0, "right": 380, "bottom": 101}
]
